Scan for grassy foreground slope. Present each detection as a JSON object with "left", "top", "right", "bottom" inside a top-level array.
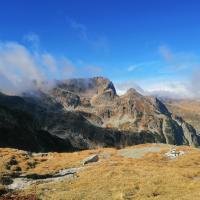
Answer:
[{"left": 1, "top": 144, "right": 200, "bottom": 200}]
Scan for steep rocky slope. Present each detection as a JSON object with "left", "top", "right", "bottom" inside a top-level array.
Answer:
[
  {"left": 165, "top": 99, "right": 200, "bottom": 133},
  {"left": 50, "top": 77, "right": 199, "bottom": 147},
  {"left": 0, "top": 93, "right": 77, "bottom": 152},
  {"left": 0, "top": 77, "right": 199, "bottom": 152}
]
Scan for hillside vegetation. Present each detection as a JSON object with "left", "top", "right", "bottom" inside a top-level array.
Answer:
[{"left": 1, "top": 144, "right": 200, "bottom": 200}]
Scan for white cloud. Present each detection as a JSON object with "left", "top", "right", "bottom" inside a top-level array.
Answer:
[
  {"left": 23, "top": 32, "right": 40, "bottom": 50},
  {"left": 159, "top": 46, "right": 173, "bottom": 61},
  {"left": 67, "top": 17, "right": 109, "bottom": 53},
  {"left": 0, "top": 41, "right": 71, "bottom": 94},
  {"left": 114, "top": 80, "right": 144, "bottom": 95},
  {"left": 115, "top": 77, "right": 200, "bottom": 99},
  {"left": 0, "top": 39, "right": 103, "bottom": 94},
  {"left": 127, "top": 65, "right": 138, "bottom": 72},
  {"left": 144, "top": 81, "right": 192, "bottom": 99},
  {"left": 144, "top": 46, "right": 200, "bottom": 98},
  {"left": 159, "top": 45, "right": 198, "bottom": 72},
  {"left": 42, "top": 54, "right": 79, "bottom": 79},
  {"left": 92, "top": 36, "right": 109, "bottom": 53},
  {"left": 60, "top": 58, "right": 76, "bottom": 78},
  {"left": 68, "top": 19, "right": 88, "bottom": 40},
  {"left": 42, "top": 53, "right": 57, "bottom": 73},
  {"left": 84, "top": 65, "right": 102, "bottom": 74},
  {"left": 0, "top": 42, "right": 44, "bottom": 94},
  {"left": 127, "top": 61, "right": 159, "bottom": 72}
]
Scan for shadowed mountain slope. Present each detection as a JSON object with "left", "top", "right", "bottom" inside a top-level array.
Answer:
[{"left": 0, "top": 77, "right": 199, "bottom": 152}]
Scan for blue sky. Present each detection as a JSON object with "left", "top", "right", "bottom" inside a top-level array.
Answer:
[{"left": 1, "top": 0, "right": 200, "bottom": 97}]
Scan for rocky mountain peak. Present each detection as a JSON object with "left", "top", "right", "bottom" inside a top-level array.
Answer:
[
  {"left": 0, "top": 77, "right": 199, "bottom": 152},
  {"left": 123, "top": 88, "right": 143, "bottom": 98},
  {"left": 94, "top": 77, "right": 117, "bottom": 96},
  {"left": 126, "top": 88, "right": 140, "bottom": 94}
]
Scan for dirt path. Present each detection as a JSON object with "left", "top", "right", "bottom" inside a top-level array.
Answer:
[{"left": 8, "top": 167, "right": 85, "bottom": 190}]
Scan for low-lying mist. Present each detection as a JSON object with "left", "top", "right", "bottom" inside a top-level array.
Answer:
[
  {"left": 0, "top": 41, "right": 102, "bottom": 95},
  {"left": 1, "top": 41, "right": 200, "bottom": 100}
]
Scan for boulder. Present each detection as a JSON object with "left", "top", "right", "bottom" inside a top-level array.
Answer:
[
  {"left": 165, "top": 148, "right": 185, "bottom": 159},
  {"left": 82, "top": 154, "right": 99, "bottom": 165}
]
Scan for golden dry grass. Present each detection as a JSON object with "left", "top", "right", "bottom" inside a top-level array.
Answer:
[
  {"left": 2, "top": 144, "right": 200, "bottom": 200},
  {"left": 0, "top": 148, "right": 100, "bottom": 176}
]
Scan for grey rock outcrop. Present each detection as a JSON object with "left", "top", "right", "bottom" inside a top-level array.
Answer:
[{"left": 82, "top": 155, "right": 99, "bottom": 165}]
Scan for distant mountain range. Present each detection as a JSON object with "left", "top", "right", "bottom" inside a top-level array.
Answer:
[{"left": 0, "top": 77, "right": 199, "bottom": 152}]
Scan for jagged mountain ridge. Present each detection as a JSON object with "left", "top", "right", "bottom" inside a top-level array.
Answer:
[
  {"left": 50, "top": 77, "right": 199, "bottom": 147},
  {"left": 0, "top": 77, "right": 199, "bottom": 152},
  {"left": 0, "top": 92, "right": 158, "bottom": 152}
]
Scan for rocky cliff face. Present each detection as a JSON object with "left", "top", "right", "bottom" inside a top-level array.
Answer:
[
  {"left": 0, "top": 77, "right": 199, "bottom": 152},
  {"left": 49, "top": 77, "right": 199, "bottom": 147}
]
